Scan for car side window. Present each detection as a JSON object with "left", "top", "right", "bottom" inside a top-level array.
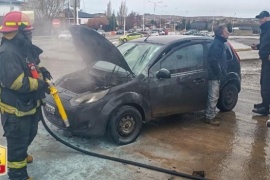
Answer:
[{"left": 161, "top": 44, "right": 203, "bottom": 73}]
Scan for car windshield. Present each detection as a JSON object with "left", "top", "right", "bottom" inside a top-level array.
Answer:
[
  {"left": 92, "top": 42, "right": 161, "bottom": 76},
  {"left": 118, "top": 42, "right": 161, "bottom": 75}
]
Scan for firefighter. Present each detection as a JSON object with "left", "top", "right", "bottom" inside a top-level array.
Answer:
[{"left": 0, "top": 11, "right": 52, "bottom": 180}]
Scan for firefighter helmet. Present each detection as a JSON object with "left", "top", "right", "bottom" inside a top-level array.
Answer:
[{"left": 0, "top": 11, "right": 34, "bottom": 33}]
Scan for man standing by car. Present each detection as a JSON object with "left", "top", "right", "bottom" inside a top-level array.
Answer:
[
  {"left": 251, "top": 11, "right": 270, "bottom": 115},
  {"left": 204, "top": 25, "right": 229, "bottom": 126},
  {"left": 0, "top": 11, "right": 51, "bottom": 180}
]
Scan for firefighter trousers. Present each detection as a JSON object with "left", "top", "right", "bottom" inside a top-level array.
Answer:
[{"left": 1, "top": 108, "right": 41, "bottom": 180}]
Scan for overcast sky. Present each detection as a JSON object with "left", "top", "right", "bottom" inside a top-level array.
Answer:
[{"left": 80, "top": 0, "right": 269, "bottom": 18}]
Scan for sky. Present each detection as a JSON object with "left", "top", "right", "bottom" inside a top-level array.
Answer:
[{"left": 80, "top": 0, "right": 269, "bottom": 18}]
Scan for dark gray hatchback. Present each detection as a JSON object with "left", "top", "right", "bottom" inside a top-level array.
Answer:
[{"left": 44, "top": 25, "right": 241, "bottom": 145}]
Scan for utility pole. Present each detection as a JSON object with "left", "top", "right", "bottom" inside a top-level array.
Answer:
[
  {"left": 9, "top": 0, "right": 13, "bottom": 12},
  {"left": 123, "top": 0, "right": 127, "bottom": 35},
  {"left": 68, "top": 0, "right": 70, "bottom": 26},
  {"left": 73, "top": 0, "right": 79, "bottom": 25},
  {"left": 143, "top": 0, "right": 145, "bottom": 31},
  {"left": 148, "top": 1, "right": 162, "bottom": 29},
  {"left": 184, "top": 11, "right": 188, "bottom": 31},
  {"left": 73, "top": 0, "right": 77, "bottom": 25}
]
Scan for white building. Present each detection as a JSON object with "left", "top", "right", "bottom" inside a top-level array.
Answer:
[{"left": 0, "top": 0, "right": 24, "bottom": 16}]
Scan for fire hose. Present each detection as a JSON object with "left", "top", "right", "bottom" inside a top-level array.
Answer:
[{"left": 42, "top": 79, "right": 208, "bottom": 180}]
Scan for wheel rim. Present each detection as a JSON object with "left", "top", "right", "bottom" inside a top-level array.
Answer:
[
  {"left": 118, "top": 115, "right": 136, "bottom": 137},
  {"left": 224, "top": 87, "right": 236, "bottom": 106}
]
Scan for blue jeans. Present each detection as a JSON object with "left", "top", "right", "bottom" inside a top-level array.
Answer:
[{"left": 205, "top": 80, "right": 220, "bottom": 120}]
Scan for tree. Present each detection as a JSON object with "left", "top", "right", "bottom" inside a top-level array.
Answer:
[
  {"left": 205, "top": 21, "right": 209, "bottom": 30},
  {"left": 180, "top": 18, "right": 186, "bottom": 30},
  {"left": 86, "top": 17, "right": 109, "bottom": 30},
  {"left": 186, "top": 20, "right": 191, "bottom": 30},
  {"left": 125, "top": 12, "right": 141, "bottom": 30},
  {"left": 104, "top": 12, "right": 117, "bottom": 31},
  {"left": 106, "top": 1, "right": 112, "bottom": 17},
  {"left": 117, "top": 1, "right": 128, "bottom": 29},
  {"left": 22, "top": 0, "right": 68, "bottom": 20},
  {"left": 227, "top": 22, "right": 233, "bottom": 33}
]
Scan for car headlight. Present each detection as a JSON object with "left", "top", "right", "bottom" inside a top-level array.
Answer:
[{"left": 70, "top": 89, "right": 109, "bottom": 106}]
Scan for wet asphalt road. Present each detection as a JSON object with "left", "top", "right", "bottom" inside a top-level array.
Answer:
[{"left": 0, "top": 37, "right": 269, "bottom": 180}]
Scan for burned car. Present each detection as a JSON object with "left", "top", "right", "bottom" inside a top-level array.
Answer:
[{"left": 44, "top": 25, "right": 241, "bottom": 145}]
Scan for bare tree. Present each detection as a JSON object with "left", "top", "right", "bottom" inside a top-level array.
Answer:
[
  {"left": 22, "top": 0, "right": 68, "bottom": 20},
  {"left": 126, "top": 12, "right": 142, "bottom": 30},
  {"left": 106, "top": 1, "right": 112, "bottom": 17},
  {"left": 86, "top": 17, "right": 109, "bottom": 30},
  {"left": 117, "top": 1, "right": 127, "bottom": 29}
]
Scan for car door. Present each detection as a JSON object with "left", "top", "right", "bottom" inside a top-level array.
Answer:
[
  {"left": 149, "top": 42, "right": 208, "bottom": 118},
  {"left": 128, "top": 33, "right": 135, "bottom": 40}
]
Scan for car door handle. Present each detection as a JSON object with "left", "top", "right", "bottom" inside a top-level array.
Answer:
[{"left": 193, "top": 78, "right": 205, "bottom": 83}]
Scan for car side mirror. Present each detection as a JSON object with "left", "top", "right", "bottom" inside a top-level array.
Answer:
[{"left": 156, "top": 68, "right": 171, "bottom": 79}]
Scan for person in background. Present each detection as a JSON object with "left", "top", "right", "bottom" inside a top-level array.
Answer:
[
  {"left": 0, "top": 11, "right": 52, "bottom": 180},
  {"left": 251, "top": 11, "right": 270, "bottom": 116},
  {"left": 204, "top": 25, "right": 229, "bottom": 126}
]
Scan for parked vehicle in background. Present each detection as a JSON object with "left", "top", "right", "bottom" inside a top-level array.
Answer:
[
  {"left": 137, "top": 31, "right": 149, "bottom": 37},
  {"left": 163, "top": 28, "right": 169, "bottom": 35},
  {"left": 152, "top": 29, "right": 166, "bottom": 35},
  {"left": 119, "top": 33, "right": 143, "bottom": 42},
  {"left": 97, "top": 29, "right": 106, "bottom": 37},
  {"left": 44, "top": 26, "right": 241, "bottom": 145},
  {"left": 128, "top": 29, "right": 135, "bottom": 33},
  {"left": 183, "top": 29, "right": 198, "bottom": 35},
  {"left": 150, "top": 30, "right": 160, "bottom": 36},
  {"left": 116, "top": 29, "right": 124, "bottom": 34},
  {"left": 58, "top": 30, "right": 72, "bottom": 40},
  {"left": 208, "top": 31, "right": 215, "bottom": 37}
]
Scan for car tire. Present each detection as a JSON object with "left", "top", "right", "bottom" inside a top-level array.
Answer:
[
  {"left": 108, "top": 106, "right": 142, "bottom": 145},
  {"left": 217, "top": 83, "right": 238, "bottom": 112},
  {"left": 123, "top": 38, "right": 127, "bottom": 42}
]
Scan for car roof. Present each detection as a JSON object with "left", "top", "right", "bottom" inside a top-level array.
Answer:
[{"left": 132, "top": 35, "right": 213, "bottom": 45}]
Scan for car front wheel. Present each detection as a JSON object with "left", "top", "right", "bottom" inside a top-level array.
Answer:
[
  {"left": 108, "top": 106, "right": 142, "bottom": 145},
  {"left": 217, "top": 83, "right": 238, "bottom": 112}
]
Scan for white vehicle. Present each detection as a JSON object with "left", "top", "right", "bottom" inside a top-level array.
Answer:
[
  {"left": 58, "top": 30, "right": 72, "bottom": 40},
  {"left": 150, "top": 30, "right": 159, "bottom": 36},
  {"left": 159, "top": 30, "right": 165, "bottom": 35}
]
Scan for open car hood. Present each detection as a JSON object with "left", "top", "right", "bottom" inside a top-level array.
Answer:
[{"left": 69, "top": 25, "right": 133, "bottom": 74}]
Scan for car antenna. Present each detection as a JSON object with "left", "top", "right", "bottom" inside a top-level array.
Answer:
[{"left": 144, "top": 32, "right": 151, "bottom": 42}]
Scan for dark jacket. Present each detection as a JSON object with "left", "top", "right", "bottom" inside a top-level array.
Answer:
[
  {"left": 0, "top": 32, "right": 45, "bottom": 115},
  {"left": 257, "top": 21, "right": 270, "bottom": 60},
  {"left": 207, "top": 35, "right": 228, "bottom": 81}
]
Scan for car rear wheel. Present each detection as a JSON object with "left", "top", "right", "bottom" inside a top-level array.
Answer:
[
  {"left": 217, "top": 83, "right": 238, "bottom": 112},
  {"left": 108, "top": 106, "right": 142, "bottom": 145},
  {"left": 123, "top": 38, "right": 127, "bottom": 42}
]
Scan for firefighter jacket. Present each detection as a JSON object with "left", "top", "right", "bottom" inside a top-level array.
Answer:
[
  {"left": 0, "top": 32, "right": 46, "bottom": 117},
  {"left": 207, "top": 35, "right": 228, "bottom": 81},
  {"left": 257, "top": 21, "right": 270, "bottom": 60}
]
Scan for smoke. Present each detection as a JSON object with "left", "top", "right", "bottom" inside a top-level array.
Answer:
[{"left": 33, "top": 31, "right": 83, "bottom": 81}]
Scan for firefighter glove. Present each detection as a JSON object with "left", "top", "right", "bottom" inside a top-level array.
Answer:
[
  {"left": 39, "top": 67, "right": 53, "bottom": 80},
  {"left": 38, "top": 79, "right": 50, "bottom": 95}
]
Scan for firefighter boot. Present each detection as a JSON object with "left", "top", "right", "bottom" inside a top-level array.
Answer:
[{"left": 26, "top": 155, "right": 33, "bottom": 163}]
